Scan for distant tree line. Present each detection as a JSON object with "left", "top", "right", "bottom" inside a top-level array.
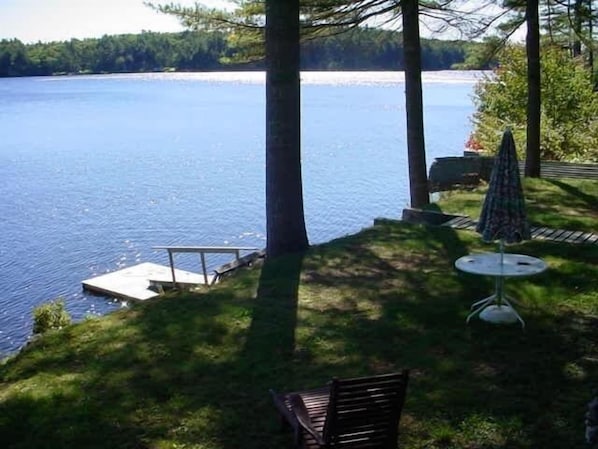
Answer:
[
  {"left": 0, "top": 31, "right": 227, "bottom": 77},
  {"left": 301, "top": 27, "right": 473, "bottom": 71},
  {"left": 0, "top": 28, "right": 484, "bottom": 77}
]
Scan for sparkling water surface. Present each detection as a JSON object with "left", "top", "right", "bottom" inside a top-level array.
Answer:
[{"left": 0, "top": 71, "right": 482, "bottom": 356}]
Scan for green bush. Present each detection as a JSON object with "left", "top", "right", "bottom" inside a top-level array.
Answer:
[
  {"left": 471, "top": 44, "right": 598, "bottom": 162},
  {"left": 32, "top": 298, "right": 71, "bottom": 334}
]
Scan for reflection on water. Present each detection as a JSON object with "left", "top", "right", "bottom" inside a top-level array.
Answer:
[{"left": 0, "top": 71, "right": 478, "bottom": 356}]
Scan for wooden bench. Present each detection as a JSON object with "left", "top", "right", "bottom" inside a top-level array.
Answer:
[
  {"left": 270, "top": 371, "right": 410, "bottom": 449},
  {"left": 428, "top": 156, "right": 494, "bottom": 192}
]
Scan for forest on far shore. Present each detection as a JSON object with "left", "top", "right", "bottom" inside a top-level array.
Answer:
[{"left": 0, "top": 28, "right": 487, "bottom": 77}]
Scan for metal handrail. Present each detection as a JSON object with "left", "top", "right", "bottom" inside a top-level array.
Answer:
[{"left": 152, "top": 245, "right": 259, "bottom": 286}]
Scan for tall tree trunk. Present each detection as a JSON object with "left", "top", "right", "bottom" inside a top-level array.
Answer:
[
  {"left": 265, "top": 0, "right": 309, "bottom": 257},
  {"left": 402, "top": 0, "right": 429, "bottom": 207},
  {"left": 573, "top": 0, "right": 583, "bottom": 57},
  {"left": 589, "top": 1, "right": 595, "bottom": 85},
  {"left": 525, "top": 0, "right": 541, "bottom": 177}
]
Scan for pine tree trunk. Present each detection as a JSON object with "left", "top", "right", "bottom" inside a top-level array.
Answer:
[
  {"left": 402, "top": 0, "right": 429, "bottom": 207},
  {"left": 525, "top": 0, "right": 541, "bottom": 178},
  {"left": 265, "top": 0, "right": 309, "bottom": 257},
  {"left": 573, "top": 0, "right": 583, "bottom": 57},
  {"left": 589, "top": 1, "right": 595, "bottom": 85}
]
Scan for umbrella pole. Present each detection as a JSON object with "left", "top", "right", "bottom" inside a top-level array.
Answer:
[{"left": 497, "top": 239, "right": 505, "bottom": 307}]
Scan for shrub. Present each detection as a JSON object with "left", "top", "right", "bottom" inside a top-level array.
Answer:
[
  {"left": 32, "top": 298, "right": 71, "bottom": 334},
  {"left": 472, "top": 44, "right": 598, "bottom": 162}
]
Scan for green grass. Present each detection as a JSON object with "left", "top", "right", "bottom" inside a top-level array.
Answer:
[
  {"left": 431, "top": 177, "right": 598, "bottom": 233},
  {"left": 1, "top": 178, "right": 597, "bottom": 449}
]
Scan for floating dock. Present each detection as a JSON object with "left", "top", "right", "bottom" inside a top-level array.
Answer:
[
  {"left": 82, "top": 246, "right": 261, "bottom": 302},
  {"left": 82, "top": 262, "right": 213, "bottom": 301}
]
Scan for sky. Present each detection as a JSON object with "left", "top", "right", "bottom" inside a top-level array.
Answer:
[
  {"left": 0, "top": 0, "right": 230, "bottom": 43},
  {"left": 0, "top": 0, "right": 523, "bottom": 44}
]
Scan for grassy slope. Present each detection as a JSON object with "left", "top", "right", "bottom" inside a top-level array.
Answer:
[
  {"left": 0, "top": 178, "right": 597, "bottom": 449},
  {"left": 432, "top": 178, "right": 598, "bottom": 233}
]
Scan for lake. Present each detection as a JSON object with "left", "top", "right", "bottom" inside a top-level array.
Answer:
[{"left": 0, "top": 70, "right": 481, "bottom": 357}]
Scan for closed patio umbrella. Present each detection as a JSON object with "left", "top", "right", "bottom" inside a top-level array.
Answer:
[{"left": 476, "top": 128, "right": 530, "bottom": 248}]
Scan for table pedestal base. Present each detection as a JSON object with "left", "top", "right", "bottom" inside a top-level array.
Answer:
[
  {"left": 466, "top": 293, "right": 525, "bottom": 328},
  {"left": 480, "top": 305, "right": 519, "bottom": 324}
]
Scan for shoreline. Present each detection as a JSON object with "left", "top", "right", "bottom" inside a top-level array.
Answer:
[{"left": 1, "top": 69, "right": 490, "bottom": 83}]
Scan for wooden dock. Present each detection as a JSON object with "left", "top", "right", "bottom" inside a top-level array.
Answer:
[
  {"left": 82, "top": 262, "right": 213, "bottom": 301},
  {"left": 82, "top": 246, "right": 261, "bottom": 302}
]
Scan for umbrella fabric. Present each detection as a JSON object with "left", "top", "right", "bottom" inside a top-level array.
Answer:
[{"left": 476, "top": 129, "right": 531, "bottom": 244}]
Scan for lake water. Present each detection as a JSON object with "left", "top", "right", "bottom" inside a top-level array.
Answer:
[{"left": 0, "top": 71, "right": 481, "bottom": 357}]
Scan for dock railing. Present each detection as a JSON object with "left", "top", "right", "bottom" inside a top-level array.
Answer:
[{"left": 152, "top": 246, "right": 259, "bottom": 288}]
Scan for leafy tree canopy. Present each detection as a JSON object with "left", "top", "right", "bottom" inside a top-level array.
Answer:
[
  {"left": 471, "top": 44, "right": 598, "bottom": 162},
  {"left": 147, "top": 0, "right": 506, "bottom": 63}
]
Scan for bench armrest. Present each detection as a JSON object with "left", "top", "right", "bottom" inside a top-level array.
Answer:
[{"left": 289, "top": 394, "right": 326, "bottom": 447}]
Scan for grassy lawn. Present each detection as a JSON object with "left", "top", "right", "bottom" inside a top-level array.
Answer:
[
  {"left": 431, "top": 178, "right": 598, "bottom": 233},
  {"left": 1, "top": 178, "right": 597, "bottom": 449}
]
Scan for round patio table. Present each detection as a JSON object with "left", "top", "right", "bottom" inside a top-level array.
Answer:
[{"left": 455, "top": 252, "right": 547, "bottom": 328}]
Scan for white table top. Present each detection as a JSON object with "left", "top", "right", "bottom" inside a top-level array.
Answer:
[{"left": 455, "top": 252, "right": 547, "bottom": 277}]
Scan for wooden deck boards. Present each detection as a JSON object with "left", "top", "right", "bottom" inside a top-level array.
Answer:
[
  {"left": 82, "top": 262, "right": 213, "bottom": 301},
  {"left": 443, "top": 220, "right": 597, "bottom": 245},
  {"left": 444, "top": 216, "right": 477, "bottom": 229}
]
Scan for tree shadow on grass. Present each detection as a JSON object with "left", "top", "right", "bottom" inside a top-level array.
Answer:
[
  {"left": 544, "top": 179, "right": 598, "bottom": 211},
  {"left": 0, "top": 247, "right": 309, "bottom": 449},
  {"left": 297, "top": 221, "right": 491, "bottom": 372},
  {"left": 241, "top": 251, "right": 304, "bottom": 387},
  {"left": 1, "top": 220, "right": 596, "bottom": 449},
  {"left": 296, "top": 220, "right": 598, "bottom": 448}
]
